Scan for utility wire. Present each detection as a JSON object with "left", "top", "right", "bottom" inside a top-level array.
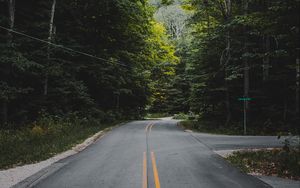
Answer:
[{"left": 0, "top": 25, "right": 128, "bottom": 67}]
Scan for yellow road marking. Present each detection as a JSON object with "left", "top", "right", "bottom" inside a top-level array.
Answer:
[
  {"left": 151, "top": 152, "right": 161, "bottom": 188},
  {"left": 145, "top": 123, "right": 151, "bottom": 133},
  {"left": 143, "top": 152, "right": 147, "bottom": 188}
]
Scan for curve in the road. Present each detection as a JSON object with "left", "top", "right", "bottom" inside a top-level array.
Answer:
[{"left": 14, "top": 120, "right": 276, "bottom": 188}]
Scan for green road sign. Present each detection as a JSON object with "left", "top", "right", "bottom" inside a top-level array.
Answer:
[{"left": 238, "top": 97, "right": 252, "bottom": 101}]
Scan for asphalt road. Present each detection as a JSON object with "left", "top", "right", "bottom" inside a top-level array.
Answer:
[
  {"left": 16, "top": 119, "right": 285, "bottom": 188},
  {"left": 190, "top": 132, "right": 284, "bottom": 151}
]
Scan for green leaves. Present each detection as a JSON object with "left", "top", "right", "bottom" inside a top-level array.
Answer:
[
  {"left": 173, "top": 0, "right": 300, "bottom": 131},
  {"left": 0, "top": 0, "right": 176, "bottom": 124},
  {"left": 0, "top": 81, "right": 32, "bottom": 100}
]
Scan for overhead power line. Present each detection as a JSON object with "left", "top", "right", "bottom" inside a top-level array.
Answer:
[{"left": 0, "top": 25, "right": 128, "bottom": 67}]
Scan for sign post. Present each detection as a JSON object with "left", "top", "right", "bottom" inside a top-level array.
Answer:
[{"left": 238, "top": 97, "right": 252, "bottom": 135}]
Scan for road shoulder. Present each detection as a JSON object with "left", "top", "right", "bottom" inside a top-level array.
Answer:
[{"left": 255, "top": 175, "right": 300, "bottom": 188}]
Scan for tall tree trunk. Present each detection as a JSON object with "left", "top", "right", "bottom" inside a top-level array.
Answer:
[
  {"left": 263, "top": 35, "right": 270, "bottom": 81},
  {"left": 1, "top": 0, "right": 15, "bottom": 125},
  {"left": 8, "top": 0, "right": 15, "bottom": 43},
  {"left": 225, "top": 31, "right": 231, "bottom": 126},
  {"left": 44, "top": 0, "right": 56, "bottom": 96},
  {"left": 224, "top": 0, "right": 231, "bottom": 16},
  {"left": 243, "top": 0, "right": 249, "bottom": 135},
  {"left": 243, "top": 58, "right": 249, "bottom": 135},
  {"left": 223, "top": 0, "right": 232, "bottom": 126},
  {"left": 218, "top": 0, "right": 232, "bottom": 125}
]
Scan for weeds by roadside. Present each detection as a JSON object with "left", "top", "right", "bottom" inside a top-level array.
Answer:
[
  {"left": 144, "top": 113, "right": 170, "bottom": 119},
  {"left": 226, "top": 148, "right": 300, "bottom": 180},
  {"left": 0, "top": 114, "right": 118, "bottom": 170},
  {"left": 179, "top": 120, "right": 244, "bottom": 135},
  {"left": 179, "top": 119, "right": 292, "bottom": 136}
]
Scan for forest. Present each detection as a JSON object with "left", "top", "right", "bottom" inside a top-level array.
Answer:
[
  {"left": 150, "top": 0, "right": 300, "bottom": 135},
  {"left": 0, "top": 0, "right": 299, "bottom": 133},
  {"left": 0, "top": 0, "right": 179, "bottom": 126}
]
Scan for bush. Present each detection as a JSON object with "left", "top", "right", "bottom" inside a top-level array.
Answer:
[
  {"left": 145, "top": 113, "right": 169, "bottom": 119},
  {"left": 179, "top": 120, "right": 198, "bottom": 129},
  {"left": 173, "top": 113, "right": 188, "bottom": 120},
  {"left": 31, "top": 125, "right": 45, "bottom": 137}
]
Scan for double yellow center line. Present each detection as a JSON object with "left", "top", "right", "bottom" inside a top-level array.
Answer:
[
  {"left": 145, "top": 123, "right": 154, "bottom": 133},
  {"left": 143, "top": 122, "right": 161, "bottom": 188}
]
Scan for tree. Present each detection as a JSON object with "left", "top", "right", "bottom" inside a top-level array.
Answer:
[
  {"left": 155, "top": 4, "right": 191, "bottom": 40},
  {"left": 44, "top": 0, "right": 56, "bottom": 96},
  {"left": 0, "top": 0, "right": 179, "bottom": 125},
  {"left": 170, "top": 0, "right": 300, "bottom": 132}
]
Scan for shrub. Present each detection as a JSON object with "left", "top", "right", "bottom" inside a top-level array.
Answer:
[
  {"left": 173, "top": 113, "right": 188, "bottom": 120},
  {"left": 31, "top": 125, "right": 45, "bottom": 137},
  {"left": 145, "top": 113, "right": 169, "bottom": 119}
]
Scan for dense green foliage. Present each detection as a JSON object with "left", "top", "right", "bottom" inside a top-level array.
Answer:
[
  {"left": 1, "top": 0, "right": 299, "bottom": 134},
  {"left": 155, "top": 0, "right": 299, "bottom": 133},
  {"left": 149, "top": 0, "right": 192, "bottom": 113},
  {"left": 189, "top": 0, "right": 299, "bottom": 130},
  {"left": 0, "top": 0, "right": 178, "bottom": 126}
]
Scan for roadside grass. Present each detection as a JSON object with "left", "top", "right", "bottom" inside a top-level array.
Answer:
[
  {"left": 144, "top": 113, "right": 169, "bottom": 119},
  {"left": 173, "top": 113, "right": 189, "bottom": 120},
  {"left": 179, "top": 120, "right": 291, "bottom": 136},
  {"left": 173, "top": 113, "right": 199, "bottom": 120},
  {"left": 179, "top": 120, "right": 243, "bottom": 135},
  {"left": 226, "top": 149, "right": 300, "bottom": 180},
  {"left": 0, "top": 116, "right": 119, "bottom": 170}
]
